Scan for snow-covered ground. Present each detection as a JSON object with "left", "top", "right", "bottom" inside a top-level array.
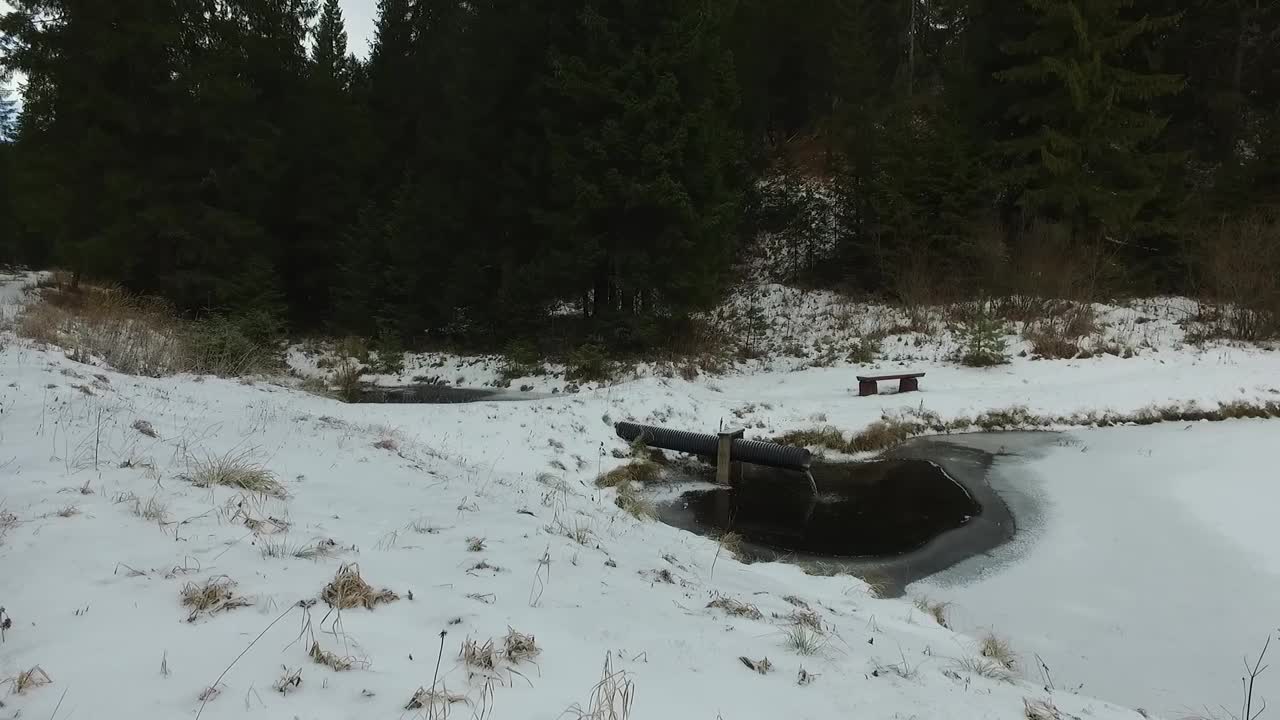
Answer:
[
  {"left": 915, "top": 425, "right": 1280, "bottom": 718},
  {"left": 290, "top": 283, "right": 1274, "bottom": 397},
  {"left": 2, "top": 271, "right": 1277, "bottom": 720}
]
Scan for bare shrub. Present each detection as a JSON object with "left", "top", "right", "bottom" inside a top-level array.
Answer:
[
  {"left": 1003, "top": 220, "right": 1115, "bottom": 302},
  {"left": 1188, "top": 212, "right": 1280, "bottom": 340},
  {"left": 333, "top": 360, "right": 366, "bottom": 403},
  {"left": 16, "top": 286, "right": 185, "bottom": 376},
  {"left": 15, "top": 284, "right": 274, "bottom": 377},
  {"left": 321, "top": 563, "right": 399, "bottom": 609}
]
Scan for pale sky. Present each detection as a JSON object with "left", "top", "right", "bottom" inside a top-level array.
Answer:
[
  {"left": 0, "top": 1, "right": 378, "bottom": 59},
  {"left": 340, "top": 0, "right": 378, "bottom": 59},
  {"left": 0, "top": 0, "right": 378, "bottom": 105}
]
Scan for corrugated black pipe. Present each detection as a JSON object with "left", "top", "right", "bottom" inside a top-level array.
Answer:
[{"left": 615, "top": 422, "right": 812, "bottom": 471}]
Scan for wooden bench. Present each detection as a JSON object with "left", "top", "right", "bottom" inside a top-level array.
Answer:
[{"left": 857, "top": 372, "right": 925, "bottom": 397}]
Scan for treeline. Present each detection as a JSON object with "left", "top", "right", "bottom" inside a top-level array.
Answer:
[{"left": 1, "top": 0, "right": 1278, "bottom": 348}]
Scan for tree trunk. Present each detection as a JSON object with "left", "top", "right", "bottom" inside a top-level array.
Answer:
[
  {"left": 592, "top": 264, "right": 608, "bottom": 319},
  {"left": 907, "top": 0, "right": 916, "bottom": 98}
]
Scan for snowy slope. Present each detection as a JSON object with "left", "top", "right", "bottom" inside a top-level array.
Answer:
[
  {"left": 3, "top": 272, "right": 1278, "bottom": 720},
  {"left": 0, "top": 278, "right": 1167, "bottom": 720}
]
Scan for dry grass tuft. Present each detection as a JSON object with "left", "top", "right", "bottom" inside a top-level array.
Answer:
[
  {"left": 614, "top": 482, "right": 655, "bottom": 520},
  {"left": 798, "top": 560, "right": 848, "bottom": 577},
  {"left": 1024, "top": 698, "right": 1063, "bottom": 720},
  {"left": 132, "top": 495, "right": 170, "bottom": 524},
  {"left": 321, "top": 563, "right": 399, "bottom": 610},
  {"left": 853, "top": 571, "right": 891, "bottom": 598},
  {"left": 782, "top": 622, "right": 826, "bottom": 656},
  {"left": 187, "top": 449, "right": 285, "bottom": 498},
  {"left": 373, "top": 437, "right": 399, "bottom": 452},
  {"left": 913, "top": 596, "right": 949, "bottom": 628},
  {"left": 405, "top": 685, "right": 468, "bottom": 711},
  {"left": 54, "top": 504, "right": 80, "bottom": 518},
  {"left": 0, "top": 508, "right": 17, "bottom": 537},
  {"left": 132, "top": 419, "right": 159, "bottom": 438},
  {"left": 776, "top": 427, "right": 847, "bottom": 453},
  {"left": 181, "top": 577, "right": 251, "bottom": 621},
  {"left": 717, "top": 531, "right": 744, "bottom": 557},
  {"left": 979, "top": 631, "right": 1017, "bottom": 671},
  {"left": 503, "top": 628, "right": 541, "bottom": 664},
  {"left": 309, "top": 642, "right": 359, "bottom": 672},
  {"left": 547, "top": 516, "right": 594, "bottom": 544},
  {"left": 782, "top": 594, "right": 810, "bottom": 610},
  {"left": 706, "top": 594, "right": 763, "bottom": 620},
  {"left": 10, "top": 665, "right": 52, "bottom": 694},
  {"left": 848, "top": 419, "right": 916, "bottom": 453},
  {"left": 788, "top": 609, "right": 823, "bottom": 632},
  {"left": 596, "top": 460, "right": 661, "bottom": 488},
  {"left": 955, "top": 655, "right": 1017, "bottom": 682},
  {"left": 460, "top": 637, "right": 499, "bottom": 675},
  {"left": 273, "top": 666, "right": 303, "bottom": 695},
  {"left": 564, "top": 653, "right": 635, "bottom": 720},
  {"left": 292, "top": 538, "right": 340, "bottom": 561}
]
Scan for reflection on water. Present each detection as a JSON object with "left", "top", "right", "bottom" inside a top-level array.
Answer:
[{"left": 664, "top": 460, "right": 979, "bottom": 557}]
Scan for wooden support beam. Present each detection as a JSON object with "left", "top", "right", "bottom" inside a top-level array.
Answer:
[{"left": 716, "top": 428, "right": 745, "bottom": 486}]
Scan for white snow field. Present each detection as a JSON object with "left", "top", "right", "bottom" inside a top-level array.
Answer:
[{"left": 1, "top": 270, "right": 1277, "bottom": 720}]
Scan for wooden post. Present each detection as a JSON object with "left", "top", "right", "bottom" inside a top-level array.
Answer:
[{"left": 717, "top": 428, "right": 745, "bottom": 486}]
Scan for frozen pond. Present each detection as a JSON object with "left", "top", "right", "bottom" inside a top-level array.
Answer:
[{"left": 911, "top": 421, "right": 1280, "bottom": 718}]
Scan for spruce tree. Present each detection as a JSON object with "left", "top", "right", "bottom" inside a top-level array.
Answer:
[
  {"left": 995, "top": 0, "right": 1184, "bottom": 239},
  {"left": 542, "top": 0, "right": 745, "bottom": 339},
  {"left": 286, "top": 0, "right": 363, "bottom": 329},
  {"left": 0, "top": 0, "right": 189, "bottom": 286}
]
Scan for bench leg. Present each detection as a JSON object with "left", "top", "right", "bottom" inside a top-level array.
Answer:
[
  {"left": 859, "top": 380, "right": 878, "bottom": 397},
  {"left": 898, "top": 377, "right": 919, "bottom": 393}
]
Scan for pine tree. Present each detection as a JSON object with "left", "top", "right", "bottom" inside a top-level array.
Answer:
[{"left": 995, "top": 0, "right": 1184, "bottom": 239}]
